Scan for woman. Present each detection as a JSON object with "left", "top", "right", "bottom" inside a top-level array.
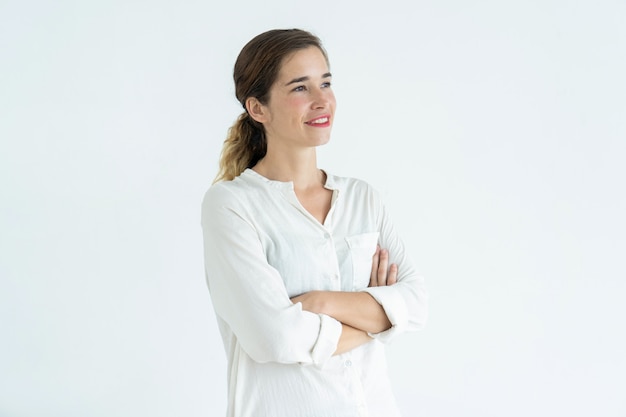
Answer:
[{"left": 201, "top": 28, "right": 428, "bottom": 417}]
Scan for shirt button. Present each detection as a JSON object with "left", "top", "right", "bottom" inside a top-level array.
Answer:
[
  {"left": 323, "top": 232, "right": 331, "bottom": 239},
  {"left": 344, "top": 360, "right": 352, "bottom": 368}
]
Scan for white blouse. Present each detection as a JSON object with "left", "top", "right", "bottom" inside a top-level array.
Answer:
[{"left": 201, "top": 169, "right": 428, "bottom": 417}]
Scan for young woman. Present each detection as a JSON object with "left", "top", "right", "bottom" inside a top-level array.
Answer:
[{"left": 201, "top": 28, "right": 428, "bottom": 417}]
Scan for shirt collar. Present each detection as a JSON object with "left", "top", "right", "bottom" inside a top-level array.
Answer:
[{"left": 242, "top": 168, "right": 340, "bottom": 192}]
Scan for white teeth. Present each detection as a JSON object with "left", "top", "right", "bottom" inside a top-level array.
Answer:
[{"left": 310, "top": 117, "right": 328, "bottom": 124}]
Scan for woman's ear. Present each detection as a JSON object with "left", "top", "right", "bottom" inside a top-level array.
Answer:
[{"left": 245, "top": 97, "right": 269, "bottom": 124}]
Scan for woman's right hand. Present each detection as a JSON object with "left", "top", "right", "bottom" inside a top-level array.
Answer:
[{"left": 369, "top": 245, "right": 398, "bottom": 287}]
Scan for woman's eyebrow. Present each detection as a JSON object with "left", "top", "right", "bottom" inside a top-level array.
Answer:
[{"left": 284, "top": 72, "right": 332, "bottom": 86}]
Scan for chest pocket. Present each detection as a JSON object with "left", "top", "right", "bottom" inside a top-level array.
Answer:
[{"left": 345, "top": 232, "right": 380, "bottom": 291}]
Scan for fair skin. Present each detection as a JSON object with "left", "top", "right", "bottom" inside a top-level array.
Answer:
[{"left": 247, "top": 46, "right": 398, "bottom": 355}]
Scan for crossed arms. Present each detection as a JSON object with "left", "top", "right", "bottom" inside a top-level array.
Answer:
[
  {"left": 202, "top": 185, "right": 428, "bottom": 365},
  {"left": 291, "top": 246, "right": 397, "bottom": 355}
]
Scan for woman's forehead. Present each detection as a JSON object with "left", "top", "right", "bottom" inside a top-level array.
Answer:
[{"left": 277, "top": 47, "right": 330, "bottom": 81}]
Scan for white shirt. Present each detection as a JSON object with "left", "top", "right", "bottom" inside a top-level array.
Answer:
[{"left": 201, "top": 169, "right": 428, "bottom": 417}]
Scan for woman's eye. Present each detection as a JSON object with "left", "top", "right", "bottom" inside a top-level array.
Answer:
[
  {"left": 293, "top": 85, "right": 306, "bottom": 92},
  {"left": 322, "top": 81, "right": 332, "bottom": 88}
]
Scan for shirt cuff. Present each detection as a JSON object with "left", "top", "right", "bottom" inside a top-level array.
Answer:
[
  {"left": 361, "top": 286, "right": 409, "bottom": 343},
  {"left": 310, "top": 313, "right": 342, "bottom": 366}
]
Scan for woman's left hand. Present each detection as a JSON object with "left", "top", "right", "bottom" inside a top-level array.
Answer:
[{"left": 369, "top": 245, "right": 398, "bottom": 287}]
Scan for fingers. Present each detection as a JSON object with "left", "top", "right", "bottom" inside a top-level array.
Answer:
[
  {"left": 369, "top": 246, "right": 398, "bottom": 287},
  {"left": 377, "top": 249, "right": 389, "bottom": 286},
  {"left": 387, "top": 263, "right": 398, "bottom": 285}
]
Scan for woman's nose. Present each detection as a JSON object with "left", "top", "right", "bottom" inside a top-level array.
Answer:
[{"left": 311, "top": 88, "right": 331, "bottom": 108}]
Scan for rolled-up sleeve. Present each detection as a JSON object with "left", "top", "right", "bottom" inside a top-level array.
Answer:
[
  {"left": 201, "top": 185, "right": 342, "bottom": 365},
  {"left": 362, "top": 191, "right": 429, "bottom": 343}
]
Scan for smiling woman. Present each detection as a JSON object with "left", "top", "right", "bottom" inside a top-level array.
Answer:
[
  {"left": 201, "top": 28, "right": 428, "bottom": 417},
  {"left": 246, "top": 46, "right": 335, "bottom": 175}
]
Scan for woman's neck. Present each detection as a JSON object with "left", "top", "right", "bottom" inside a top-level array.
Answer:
[{"left": 252, "top": 148, "right": 324, "bottom": 191}]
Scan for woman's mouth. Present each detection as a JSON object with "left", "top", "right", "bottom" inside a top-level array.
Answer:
[{"left": 305, "top": 116, "right": 331, "bottom": 127}]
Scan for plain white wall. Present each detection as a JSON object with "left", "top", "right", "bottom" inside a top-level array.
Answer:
[{"left": 1, "top": 0, "right": 625, "bottom": 416}]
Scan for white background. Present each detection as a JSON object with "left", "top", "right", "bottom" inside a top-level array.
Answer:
[{"left": 1, "top": 1, "right": 625, "bottom": 416}]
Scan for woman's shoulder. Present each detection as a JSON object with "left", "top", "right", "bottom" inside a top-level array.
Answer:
[
  {"left": 202, "top": 172, "right": 256, "bottom": 208},
  {"left": 202, "top": 168, "right": 285, "bottom": 210}
]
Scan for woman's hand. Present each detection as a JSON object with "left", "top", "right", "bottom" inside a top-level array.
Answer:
[{"left": 369, "top": 245, "right": 398, "bottom": 287}]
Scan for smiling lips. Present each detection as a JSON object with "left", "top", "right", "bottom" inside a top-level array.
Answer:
[{"left": 305, "top": 116, "right": 331, "bottom": 127}]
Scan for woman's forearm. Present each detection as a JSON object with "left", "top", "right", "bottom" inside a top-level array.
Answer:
[
  {"left": 334, "top": 323, "right": 372, "bottom": 355},
  {"left": 293, "top": 291, "right": 391, "bottom": 334}
]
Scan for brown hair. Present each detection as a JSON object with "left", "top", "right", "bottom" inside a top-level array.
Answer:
[{"left": 213, "top": 28, "right": 329, "bottom": 183}]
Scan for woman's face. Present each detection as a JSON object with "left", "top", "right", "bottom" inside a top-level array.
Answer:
[{"left": 254, "top": 46, "right": 336, "bottom": 151}]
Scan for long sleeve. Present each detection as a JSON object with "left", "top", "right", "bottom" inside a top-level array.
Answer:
[
  {"left": 201, "top": 185, "right": 342, "bottom": 365},
  {"left": 361, "top": 190, "right": 429, "bottom": 343}
]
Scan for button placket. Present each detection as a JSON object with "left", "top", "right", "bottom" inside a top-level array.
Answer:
[
  {"left": 345, "top": 356, "right": 367, "bottom": 416},
  {"left": 321, "top": 229, "right": 341, "bottom": 288}
]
